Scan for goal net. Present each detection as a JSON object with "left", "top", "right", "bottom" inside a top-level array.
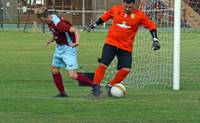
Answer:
[
  {"left": 104, "top": 0, "right": 175, "bottom": 89},
  {"left": 41, "top": 0, "right": 183, "bottom": 89},
  {"left": 2, "top": 0, "right": 199, "bottom": 89}
]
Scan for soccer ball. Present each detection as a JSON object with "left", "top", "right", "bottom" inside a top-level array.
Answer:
[{"left": 110, "top": 83, "right": 127, "bottom": 98}]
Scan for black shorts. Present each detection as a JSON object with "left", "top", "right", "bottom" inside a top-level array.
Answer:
[{"left": 99, "top": 44, "right": 132, "bottom": 70}]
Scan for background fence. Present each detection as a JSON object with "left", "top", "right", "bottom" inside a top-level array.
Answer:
[{"left": 0, "top": 0, "right": 199, "bottom": 32}]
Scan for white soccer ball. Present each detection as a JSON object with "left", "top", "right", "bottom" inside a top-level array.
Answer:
[{"left": 110, "top": 83, "right": 127, "bottom": 98}]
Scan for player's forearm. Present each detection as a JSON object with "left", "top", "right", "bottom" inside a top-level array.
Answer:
[
  {"left": 89, "top": 18, "right": 105, "bottom": 29},
  {"left": 48, "top": 37, "right": 55, "bottom": 43},
  {"left": 150, "top": 29, "right": 158, "bottom": 41},
  {"left": 74, "top": 29, "right": 80, "bottom": 43},
  {"left": 150, "top": 29, "right": 160, "bottom": 50},
  {"left": 83, "top": 18, "right": 105, "bottom": 32},
  {"left": 70, "top": 27, "right": 80, "bottom": 43},
  {"left": 93, "top": 18, "right": 104, "bottom": 27}
]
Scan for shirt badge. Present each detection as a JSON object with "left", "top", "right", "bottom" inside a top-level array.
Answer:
[{"left": 131, "top": 14, "right": 135, "bottom": 19}]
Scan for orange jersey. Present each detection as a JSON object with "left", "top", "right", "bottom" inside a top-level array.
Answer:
[{"left": 101, "top": 5, "right": 157, "bottom": 52}]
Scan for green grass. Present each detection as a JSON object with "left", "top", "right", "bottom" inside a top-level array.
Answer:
[{"left": 0, "top": 30, "right": 200, "bottom": 123}]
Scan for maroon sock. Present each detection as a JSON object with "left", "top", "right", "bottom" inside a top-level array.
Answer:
[
  {"left": 52, "top": 73, "right": 65, "bottom": 93},
  {"left": 76, "top": 73, "right": 93, "bottom": 86}
]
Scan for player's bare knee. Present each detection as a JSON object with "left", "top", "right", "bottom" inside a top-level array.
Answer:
[
  {"left": 68, "top": 71, "right": 77, "bottom": 80},
  {"left": 69, "top": 74, "right": 76, "bottom": 79},
  {"left": 51, "top": 67, "right": 60, "bottom": 74}
]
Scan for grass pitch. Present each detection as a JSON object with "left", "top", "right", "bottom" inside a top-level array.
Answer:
[{"left": 0, "top": 30, "right": 199, "bottom": 123}]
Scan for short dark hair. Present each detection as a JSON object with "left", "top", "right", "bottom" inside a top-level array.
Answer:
[{"left": 123, "top": 0, "right": 135, "bottom": 4}]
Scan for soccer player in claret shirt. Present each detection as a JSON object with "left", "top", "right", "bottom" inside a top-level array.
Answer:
[
  {"left": 35, "top": 7, "right": 94, "bottom": 97},
  {"left": 84, "top": 0, "right": 160, "bottom": 97}
]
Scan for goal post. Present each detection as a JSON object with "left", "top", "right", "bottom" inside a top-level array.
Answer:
[{"left": 173, "top": 0, "right": 181, "bottom": 90}]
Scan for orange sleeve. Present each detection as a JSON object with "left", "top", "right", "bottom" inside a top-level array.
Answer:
[
  {"left": 140, "top": 12, "right": 157, "bottom": 30},
  {"left": 101, "top": 7, "right": 113, "bottom": 22}
]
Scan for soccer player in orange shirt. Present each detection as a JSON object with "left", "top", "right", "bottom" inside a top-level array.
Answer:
[{"left": 84, "top": 0, "right": 160, "bottom": 97}]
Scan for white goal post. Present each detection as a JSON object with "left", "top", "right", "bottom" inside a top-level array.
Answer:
[{"left": 173, "top": 0, "right": 181, "bottom": 90}]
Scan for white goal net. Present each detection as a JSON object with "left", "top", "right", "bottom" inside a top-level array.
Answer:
[
  {"left": 3, "top": 0, "right": 199, "bottom": 89},
  {"left": 104, "top": 0, "right": 175, "bottom": 88}
]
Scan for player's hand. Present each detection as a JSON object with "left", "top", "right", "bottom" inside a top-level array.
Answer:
[
  {"left": 44, "top": 37, "right": 55, "bottom": 48},
  {"left": 152, "top": 40, "right": 160, "bottom": 51},
  {"left": 44, "top": 41, "right": 53, "bottom": 48},
  {"left": 71, "top": 42, "right": 79, "bottom": 48},
  {"left": 83, "top": 23, "right": 95, "bottom": 32}
]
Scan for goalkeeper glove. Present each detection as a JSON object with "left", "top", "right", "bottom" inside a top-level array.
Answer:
[
  {"left": 152, "top": 38, "right": 160, "bottom": 51},
  {"left": 83, "top": 18, "right": 104, "bottom": 32},
  {"left": 150, "top": 29, "right": 160, "bottom": 51},
  {"left": 83, "top": 23, "right": 97, "bottom": 32}
]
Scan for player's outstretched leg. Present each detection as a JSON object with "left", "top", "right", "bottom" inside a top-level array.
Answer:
[
  {"left": 76, "top": 72, "right": 94, "bottom": 86},
  {"left": 68, "top": 70, "right": 94, "bottom": 86}
]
